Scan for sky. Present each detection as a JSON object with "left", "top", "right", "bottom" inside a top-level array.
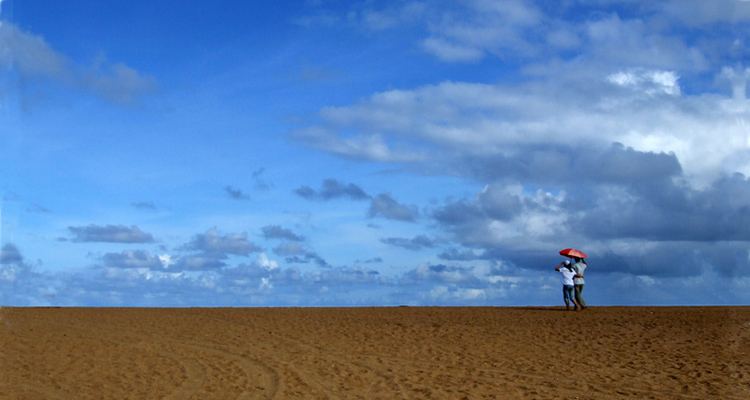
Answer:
[{"left": 1, "top": 0, "right": 750, "bottom": 307}]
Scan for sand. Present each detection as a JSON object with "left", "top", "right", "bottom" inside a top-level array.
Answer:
[{"left": 1, "top": 306, "right": 748, "bottom": 399}]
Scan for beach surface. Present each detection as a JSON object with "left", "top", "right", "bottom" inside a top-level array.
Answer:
[{"left": 1, "top": 306, "right": 748, "bottom": 399}]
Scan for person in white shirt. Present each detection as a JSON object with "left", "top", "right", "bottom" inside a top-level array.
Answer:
[{"left": 555, "top": 259, "right": 582, "bottom": 311}]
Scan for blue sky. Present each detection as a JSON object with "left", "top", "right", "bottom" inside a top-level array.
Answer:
[{"left": 2, "top": 0, "right": 750, "bottom": 306}]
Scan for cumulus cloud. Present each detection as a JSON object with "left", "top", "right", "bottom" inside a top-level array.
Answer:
[
  {"left": 158, "top": 254, "right": 176, "bottom": 269},
  {"left": 662, "top": 0, "right": 750, "bottom": 26},
  {"left": 102, "top": 250, "right": 163, "bottom": 270},
  {"left": 719, "top": 66, "right": 750, "bottom": 101},
  {"left": 0, "top": 23, "right": 157, "bottom": 106},
  {"left": 438, "top": 248, "right": 482, "bottom": 261},
  {"left": 80, "top": 57, "right": 158, "bottom": 105},
  {"left": 583, "top": 14, "right": 707, "bottom": 71},
  {"left": 368, "top": 193, "right": 419, "bottom": 222},
  {"left": 607, "top": 69, "right": 682, "bottom": 96},
  {"left": 221, "top": 263, "right": 386, "bottom": 302},
  {"left": 69, "top": 225, "right": 154, "bottom": 243},
  {"left": 172, "top": 253, "right": 227, "bottom": 271},
  {"left": 296, "top": 76, "right": 736, "bottom": 177},
  {"left": 262, "top": 225, "right": 305, "bottom": 242},
  {"left": 294, "top": 179, "right": 370, "bottom": 201},
  {"left": 576, "top": 172, "right": 750, "bottom": 243},
  {"left": 273, "top": 242, "right": 330, "bottom": 268},
  {"left": 0, "top": 244, "right": 43, "bottom": 302},
  {"left": 183, "top": 228, "right": 262, "bottom": 256},
  {"left": 101, "top": 250, "right": 231, "bottom": 273},
  {"left": 404, "top": 263, "right": 480, "bottom": 284},
  {"left": 380, "top": 235, "right": 436, "bottom": 251},
  {"left": 291, "top": 128, "right": 426, "bottom": 163},
  {"left": 225, "top": 186, "right": 250, "bottom": 201},
  {"left": 293, "top": 69, "right": 750, "bottom": 253},
  {"left": 0, "top": 24, "right": 69, "bottom": 80},
  {"left": 223, "top": 257, "right": 280, "bottom": 284},
  {"left": 312, "top": 0, "right": 547, "bottom": 63},
  {"left": 428, "top": 285, "right": 487, "bottom": 302},
  {"left": 420, "top": 0, "right": 544, "bottom": 62},
  {"left": 302, "top": 0, "right": 722, "bottom": 67},
  {"left": 421, "top": 38, "right": 486, "bottom": 63},
  {"left": 285, "top": 1, "right": 750, "bottom": 292},
  {"left": 222, "top": 255, "right": 388, "bottom": 305},
  {"left": 0, "top": 243, "right": 24, "bottom": 265},
  {"left": 350, "top": 2, "right": 427, "bottom": 32},
  {"left": 307, "top": 265, "right": 382, "bottom": 285},
  {"left": 254, "top": 253, "right": 280, "bottom": 271},
  {"left": 287, "top": 254, "right": 330, "bottom": 268}
]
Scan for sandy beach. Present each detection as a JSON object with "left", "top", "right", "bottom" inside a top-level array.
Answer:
[{"left": 1, "top": 306, "right": 748, "bottom": 399}]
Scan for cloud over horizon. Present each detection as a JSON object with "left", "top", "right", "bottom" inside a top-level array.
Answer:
[
  {"left": 2, "top": 1, "right": 750, "bottom": 306},
  {"left": 68, "top": 225, "right": 154, "bottom": 244}
]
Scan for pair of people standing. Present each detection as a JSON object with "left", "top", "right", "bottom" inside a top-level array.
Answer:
[{"left": 555, "top": 258, "right": 587, "bottom": 310}]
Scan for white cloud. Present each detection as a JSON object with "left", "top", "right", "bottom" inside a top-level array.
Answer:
[
  {"left": 368, "top": 192, "right": 419, "bottom": 222},
  {"left": 429, "top": 285, "right": 486, "bottom": 301},
  {"left": 0, "top": 23, "right": 157, "bottom": 106},
  {"left": 292, "top": 127, "right": 426, "bottom": 162},
  {"left": 607, "top": 69, "right": 681, "bottom": 96},
  {"left": 408, "top": 263, "right": 476, "bottom": 284},
  {"left": 348, "top": 2, "right": 427, "bottom": 31},
  {"left": 421, "top": 38, "right": 484, "bottom": 62},
  {"left": 0, "top": 24, "right": 70, "bottom": 80},
  {"left": 259, "top": 277, "right": 273, "bottom": 290},
  {"left": 80, "top": 58, "right": 158, "bottom": 105},
  {"left": 662, "top": 0, "right": 750, "bottom": 26},
  {"left": 584, "top": 14, "right": 708, "bottom": 71},
  {"left": 254, "top": 253, "right": 279, "bottom": 271},
  {"left": 184, "top": 228, "right": 261, "bottom": 256},
  {"left": 418, "top": 0, "right": 544, "bottom": 61},
  {"left": 69, "top": 224, "right": 154, "bottom": 243},
  {"left": 637, "top": 275, "right": 656, "bottom": 286},
  {"left": 435, "top": 185, "right": 571, "bottom": 248},
  {"left": 103, "top": 250, "right": 162, "bottom": 269},
  {"left": 299, "top": 64, "right": 750, "bottom": 189},
  {"left": 158, "top": 254, "right": 175, "bottom": 269},
  {"left": 720, "top": 66, "right": 750, "bottom": 102}
]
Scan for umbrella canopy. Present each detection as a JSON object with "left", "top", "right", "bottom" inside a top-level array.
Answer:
[{"left": 559, "top": 248, "right": 587, "bottom": 258}]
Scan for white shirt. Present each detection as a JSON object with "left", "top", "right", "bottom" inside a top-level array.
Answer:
[{"left": 560, "top": 267, "right": 576, "bottom": 286}]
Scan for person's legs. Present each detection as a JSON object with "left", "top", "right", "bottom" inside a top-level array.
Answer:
[
  {"left": 575, "top": 284, "right": 587, "bottom": 309},
  {"left": 563, "top": 285, "right": 575, "bottom": 310}
]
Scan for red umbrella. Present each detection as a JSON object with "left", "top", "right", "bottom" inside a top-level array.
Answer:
[{"left": 559, "top": 248, "right": 587, "bottom": 258}]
